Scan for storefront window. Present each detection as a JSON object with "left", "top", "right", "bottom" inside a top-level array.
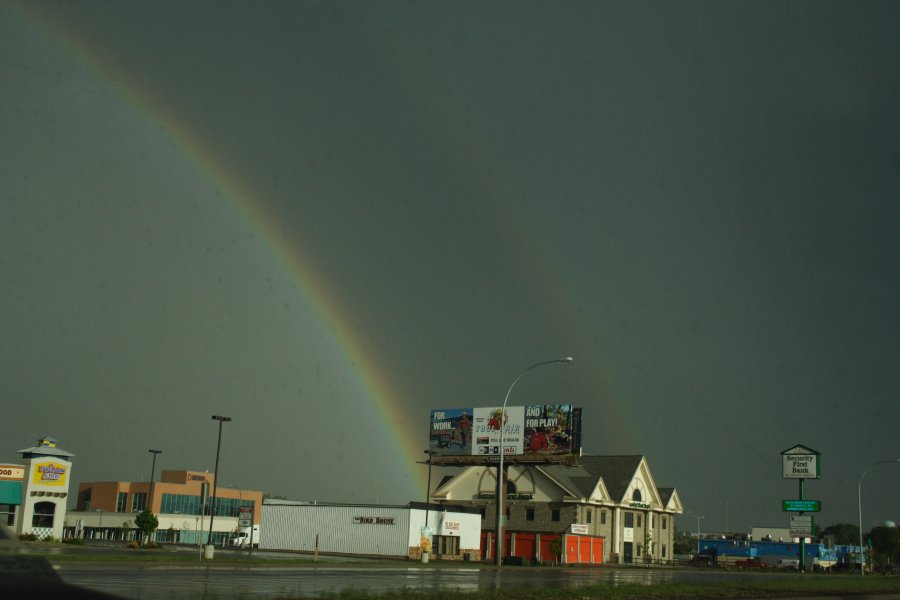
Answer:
[
  {"left": 32, "top": 501, "right": 54, "bottom": 528},
  {"left": 0, "top": 503, "right": 15, "bottom": 527}
]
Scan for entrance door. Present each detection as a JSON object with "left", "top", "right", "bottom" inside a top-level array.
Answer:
[{"left": 623, "top": 541, "right": 633, "bottom": 563}]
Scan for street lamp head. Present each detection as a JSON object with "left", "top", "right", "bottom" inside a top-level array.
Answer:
[
  {"left": 149, "top": 449, "right": 162, "bottom": 454},
  {"left": 560, "top": 356, "right": 574, "bottom": 363},
  {"left": 211, "top": 415, "right": 232, "bottom": 422}
]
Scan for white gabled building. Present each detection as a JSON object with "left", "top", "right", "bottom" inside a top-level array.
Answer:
[{"left": 431, "top": 455, "right": 682, "bottom": 564}]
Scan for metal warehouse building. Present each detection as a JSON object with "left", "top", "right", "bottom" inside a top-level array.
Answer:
[{"left": 260, "top": 500, "right": 482, "bottom": 560}]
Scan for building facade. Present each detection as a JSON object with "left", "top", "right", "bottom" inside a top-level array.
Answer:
[
  {"left": 261, "top": 500, "right": 482, "bottom": 560},
  {"left": 0, "top": 437, "right": 76, "bottom": 540},
  {"left": 431, "top": 454, "right": 682, "bottom": 564},
  {"left": 72, "top": 469, "right": 262, "bottom": 545}
]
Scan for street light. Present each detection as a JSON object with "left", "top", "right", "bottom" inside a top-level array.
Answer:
[
  {"left": 206, "top": 415, "right": 232, "bottom": 552},
  {"left": 424, "top": 450, "right": 436, "bottom": 530},
  {"left": 147, "top": 449, "right": 162, "bottom": 543},
  {"left": 148, "top": 449, "right": 162, "bottom": 503},
  {"left": 496, "top": 356, "right": 573, "bottom": 567},
  {"left": 694, "top": 515, "right": 705, "bottom": 554},
  {"left": 857, "top": 459, "right": 900, "bottom": 575}
]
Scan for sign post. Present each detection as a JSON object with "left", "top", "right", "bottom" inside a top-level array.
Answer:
[
  {"left": 781, "top": 445, "right": 821, "bottom": 572},
  {"left": 239, "top": 506, "right": 253, "bottom": 552}
]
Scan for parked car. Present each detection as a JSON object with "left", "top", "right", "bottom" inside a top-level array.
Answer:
[
  {"left": 689, "top": 554, "right": 717, "bottom": 567},
  {"left": 776, "top": 558, "right": 800, "bottom": 570},
  {"left": 735, "top": 557, "right": 769, "bottom": 569}
]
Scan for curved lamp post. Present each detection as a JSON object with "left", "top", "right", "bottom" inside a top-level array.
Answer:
[
  {"left": 857, "top": 459, "right": 900, "bottom": 575},
  {"left": 206, "top": 415, "right": 232, "bottom": 553},
  {"left": 495, "top": 356, "right": 573, "bottom": 567}
]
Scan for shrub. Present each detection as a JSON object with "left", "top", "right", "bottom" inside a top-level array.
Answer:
[
  {"left": 63, "top": 537, "right": 86, "bottom": 545},
  {"left": 18, "top": 533, "right": 38, "bottom": 542},
  {"left": 125, "top": 540, "right": 140, "bottom": 549}
]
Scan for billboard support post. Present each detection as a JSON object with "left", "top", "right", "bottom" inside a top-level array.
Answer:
[{"left": 496, "top": 357, "right": 573, "bottom": 568}]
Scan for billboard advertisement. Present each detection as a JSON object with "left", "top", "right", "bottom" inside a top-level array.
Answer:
[{"left": 429, "top": 405, "right": 581, "bottom": 460}]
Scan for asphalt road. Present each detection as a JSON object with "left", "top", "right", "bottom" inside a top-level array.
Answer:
[{"left": 55, "top": 563, "right": 683, "bottom": 599}]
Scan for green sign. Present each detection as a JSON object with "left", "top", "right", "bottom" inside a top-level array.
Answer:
[{"left": 782, "top": 499, "right": 821, "bottom": 512}]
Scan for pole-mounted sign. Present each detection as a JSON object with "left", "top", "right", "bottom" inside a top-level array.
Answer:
[
  {"left": 781, "top": 444, "right": 822, "bottom": 572},
  {"left": 782, "top": 499, "right": 821, "bottom": 512},
  {"left": 781, "top": 444, "right": 821, "bottom": 479}
]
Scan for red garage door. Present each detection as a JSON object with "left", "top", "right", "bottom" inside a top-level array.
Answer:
[
  {"left": 513, "top": 533, "right": 536, "bottom": 561},
  {"left": 562, "top": 534, "right": 604, "bottom": 564}
]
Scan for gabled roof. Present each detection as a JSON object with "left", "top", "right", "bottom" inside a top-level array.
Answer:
[
  {"left": 541, "top": 455, "right": 644, "bottom": 501},
  {"left": 658, "top": 487, "right": 683, "bottom": 513},
  {"left": 658, "top": 487, "right": 675, "bottom": 506}
]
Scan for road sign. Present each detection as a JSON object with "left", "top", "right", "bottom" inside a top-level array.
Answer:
[
  {"left": 782, "top": 499, "right": 821, "bottom": 512},
  {"left": 238, "top": 506, "right": 252, "bottom": 527},
  {"left": 789, "top": 515, "right": 813, "bottom": 538}
]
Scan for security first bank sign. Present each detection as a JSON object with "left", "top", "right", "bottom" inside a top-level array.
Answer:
[{"left": 781, "top": 445, "right": 821, "bottom": 479}]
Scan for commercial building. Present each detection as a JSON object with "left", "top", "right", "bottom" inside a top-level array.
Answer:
[
  {"left": 431, "top": 454, "right": 682, "bottom": 564},
  {"left": 70, "top": 469, "right": 262, "bottom": 545},
  {"left": 0, "top": 437, "right": 76, "bottom": 540},
  {"left": 261, "top": 500, "right": 482, "bottom": 560}
]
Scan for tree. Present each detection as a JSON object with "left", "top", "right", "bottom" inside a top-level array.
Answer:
[
  {"left": 673, "top": 529, "right": 694, "bottom": 555},
  {"left": 134, "top": 510, "right": 159, "bottom": 546},
  {"left": 868, "top": 526, "right": 900, "bottom": 567},
  {"left": 820, "top": 523, "right": 860, "bottom": 546}
]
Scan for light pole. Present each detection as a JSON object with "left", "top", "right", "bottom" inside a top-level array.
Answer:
[
  {"left": 147, "top": 449, "right": 162, "bottom": 543},
  {"left": 495, "top": 356, "right": 573, "bottom": 567},
  {"left": 424, "top": 450, "right": 436, "bottom": 530},
  {"left": 692, "top": 514, "right": 705, "bottom": 554},
  {"left": 857, "top": 459, "right": 900, "bottom": 576},
  {"left": 148, "top": 449, "right": 162, "bottom": 507},
  {"left": 206, "top": 415, "right": 232, "bottom": 553}
]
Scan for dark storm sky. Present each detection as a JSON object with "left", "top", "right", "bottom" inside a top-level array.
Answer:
[{"left": 1, "top": 0, "right": 897, "bottom": 532}]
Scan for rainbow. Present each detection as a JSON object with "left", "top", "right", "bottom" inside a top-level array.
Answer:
[
  {"left": 9, "top": 3, "right": 427, "bottom": 500},
  {"left": 10, "top": 3, "right": 637, "bottom": 502}
]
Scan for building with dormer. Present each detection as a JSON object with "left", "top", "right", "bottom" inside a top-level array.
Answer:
[{"left": 430, "top": 454, "right": 682, "bottom": 563}]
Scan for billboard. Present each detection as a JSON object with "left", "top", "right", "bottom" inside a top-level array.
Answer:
[{"left": 429, "top": 405, "right": 581, "bottom": 461}]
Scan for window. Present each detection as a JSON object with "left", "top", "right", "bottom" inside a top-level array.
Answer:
[
  {"left": 433, "top": 535, "right": 459, "bottom": 556},
  {"left": 624, "top": 512, "right": 634, "bottom": 527},
  {"left": 551, "top": 509, "right": 560, "bottom": 522},
  {"left": 651, "top": 514, "right": 655, "bottom": 528},
  {"left": 131, "top": 493, "right": 147, "bottom": 512},
  {"left": 77, "top": 489, "right": 91, "bottom": 511},
  {"left": 0, "top": 504, "right": 15, "bottom": 527},
  {"left": 632, "top": 489, "right": 642, "bottom": 502},
  {"left": 637, "top": 515, "right": 642, "bottom": 528},
  {"left": 662, "top": 544, "right": 667, "bottom": 558},
  {"left": 32, "top": 501, "right": 55, "bottom": 528},
  {"left": 600, "top": 510, "right": 607, "bottom": 525},
  {"left": 586, "top": 509, "right": 592, "bottom": 524},
  {"left": 116, "top": 492, "right": 127, "bottom": 512},
  {"left": 662, "top": 516, "right": 667, "bottom": 530},
  {"left": 526, "top": 508, "right": 535, "bottom": 521}
]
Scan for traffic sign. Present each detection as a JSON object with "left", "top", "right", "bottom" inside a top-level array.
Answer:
[{"left": 782, "top": 499, "right": 821, "bottom": 512}]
